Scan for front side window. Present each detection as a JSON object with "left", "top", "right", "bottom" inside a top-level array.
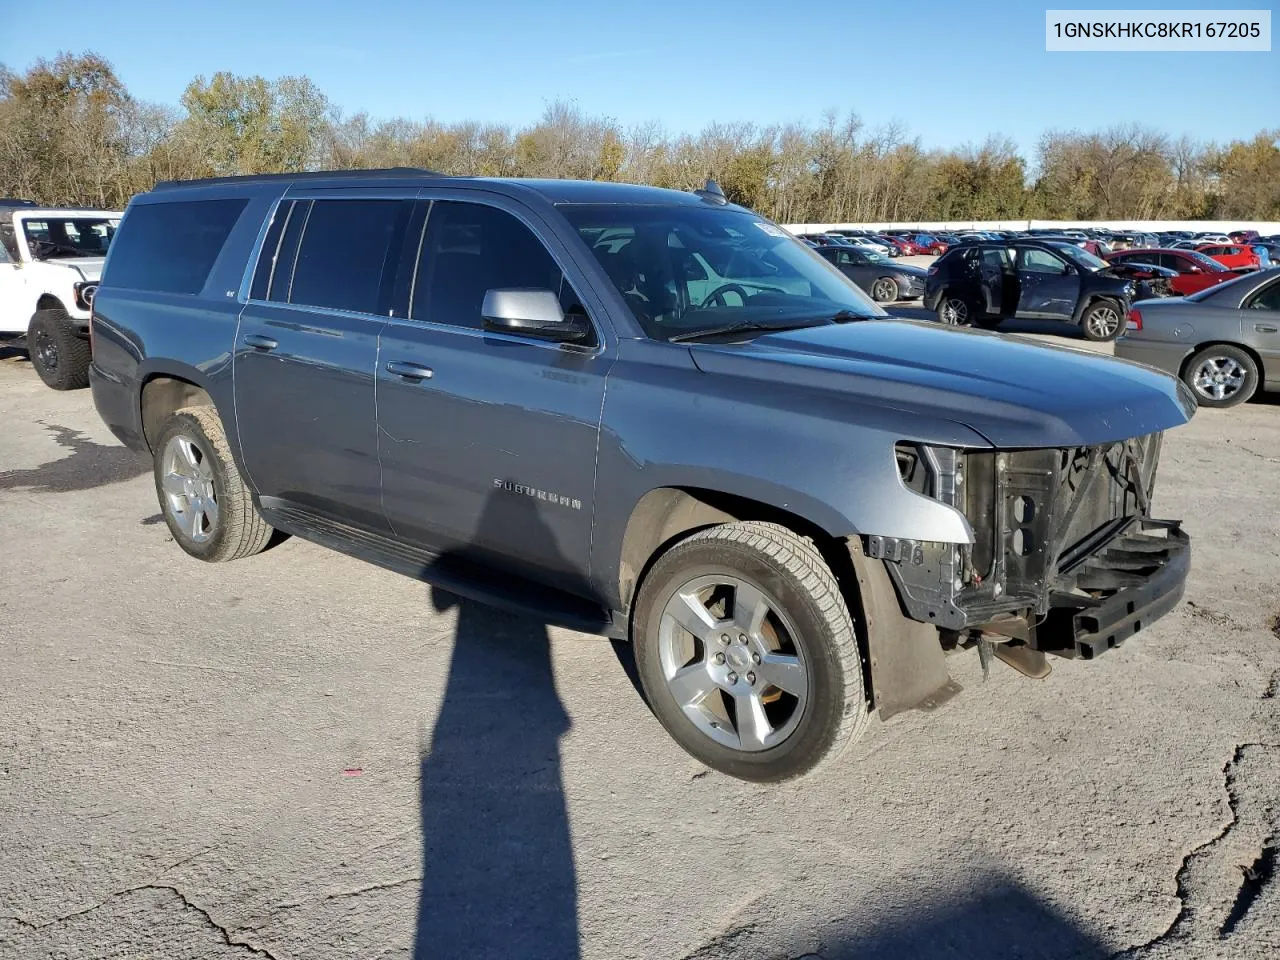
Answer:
[
  {"left": 21, "top": 216, "right": 118, "bottom": 259},
  {"left": 411, "top": 201, "right": 581, "bottom": 331},
  {"left": 286, "top": 200, "right": 408, "bottom": 314},
  {"left": 1019, "top": 248, "right": 1068, "bottom": 274},
  {"left": 559, "top": 203, "right": 880, "bottom": 340}
]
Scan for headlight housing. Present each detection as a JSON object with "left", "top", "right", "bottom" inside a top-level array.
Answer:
[{"left": 74, "top": 281, "right": 98, "bottom": 310}]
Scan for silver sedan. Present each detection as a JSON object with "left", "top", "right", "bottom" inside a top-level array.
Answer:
[{"left": 1115, "top": 268, "right": 1280, "bottom": 408}]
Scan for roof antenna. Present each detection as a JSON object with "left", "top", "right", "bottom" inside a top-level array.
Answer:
[{"left": 694, "top": 178, "right": 727, "bottom": 205}]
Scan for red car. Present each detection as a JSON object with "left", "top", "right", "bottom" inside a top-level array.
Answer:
[
  {"left": 1195, "top": 243, "right": 1260, "bottom": 271},
  {"left": 890, "top": 237, "right": 924, "bottom": 255},
  {"left": 910, "top": 233, "right": 949, "bottom": 256},
  {"left": 1104, "top": 249, "right": 1238, "bottom": 297}
]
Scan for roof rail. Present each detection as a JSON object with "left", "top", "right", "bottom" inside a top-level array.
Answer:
[{"left": 151, "top": 167, "right": 444, "bottom": 191}]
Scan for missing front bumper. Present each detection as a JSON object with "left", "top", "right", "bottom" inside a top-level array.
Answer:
[{"left": 1032, "top": 519, "right": 1189, "bottom": 659}]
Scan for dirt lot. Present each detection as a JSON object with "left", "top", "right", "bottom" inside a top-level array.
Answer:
[{"left": 1, "top": 326, "right": 1277, "bottom": 959}]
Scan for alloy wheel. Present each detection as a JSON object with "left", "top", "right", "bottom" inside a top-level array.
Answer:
[
  {"left": 657, "top": 574, "right": 809, "bottom": 752},
  {"left": 1087, "top": 306, "right": 1121, "bottom": 339},
  {"left": 1192, "top": 355, "right": 1246, "bottom": 402},
  {"left": 941, "top": 298, "right": 968, "bottom": 325},
  {"left": 160, "top": 435, "right": 219, "bottom": 543}
]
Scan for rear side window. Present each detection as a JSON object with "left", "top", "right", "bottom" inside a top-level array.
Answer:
[
  {"left": 105, "top": 199, "right": 247, "bottom": 294},
  {"left": 284, "top": 199, "right": 408, "bottom": 314}
]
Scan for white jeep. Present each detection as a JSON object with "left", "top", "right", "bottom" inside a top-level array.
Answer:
[{"left": 0, "top": 201, "right": 122, "bottom": 389}]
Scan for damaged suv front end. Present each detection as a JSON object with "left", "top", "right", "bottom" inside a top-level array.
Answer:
[{"left": 877, "top": 432, "right": 1189, "bottom": 673}]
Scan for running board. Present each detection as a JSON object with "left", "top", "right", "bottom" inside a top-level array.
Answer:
[{"left": 258, "top": 499, "right": 622, "bottom": 639}]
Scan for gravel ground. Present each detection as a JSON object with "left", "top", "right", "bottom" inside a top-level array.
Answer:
[{"left": 0, "top": 325, "right": 1277, "bottom": 960}]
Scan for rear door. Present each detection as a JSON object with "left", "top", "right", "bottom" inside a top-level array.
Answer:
[
  {"left": 234, "top": 193, "right": 412, "bottom": 530},
  {"left": 1015, "top": 246, "right": 1078, "bottom": 319},
  {"left": 375, "top": 193, "right": 613, "bottom": 595}
]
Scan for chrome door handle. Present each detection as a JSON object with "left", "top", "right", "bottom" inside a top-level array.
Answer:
[
  {"left": 1255, "top": 324, "right": 1278, "bottom": 333},
  {"left": 244, "top": 334, "right": 278, "bottom": 350},
  {"left": 386, "top": 360, "right": 434, "bottom": 380}
]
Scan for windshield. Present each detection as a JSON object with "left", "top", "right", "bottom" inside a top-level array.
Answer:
[
  {"left": 21, "top": 216, "right": 118, "bottom": 259},
  {"left": 559, "top": 204, "right": 883, "bottom": 340},
  {"left": 1187, "top": 250, "right": 1228, "bottom": 271},
  {"left": 1053, "top": 243, "right": 1108, "bottom": 271}
]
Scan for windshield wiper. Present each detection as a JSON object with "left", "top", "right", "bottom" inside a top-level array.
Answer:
[
  {"left": 668, "top": 319, "right": 828, "bottom": 343},
  {"left": 826, "top": 309, "right": 882, "bottom": 322}
]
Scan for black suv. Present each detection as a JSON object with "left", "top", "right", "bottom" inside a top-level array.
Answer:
[{"left": 923, "top": 239, "right": 1137, "bottom": 341}]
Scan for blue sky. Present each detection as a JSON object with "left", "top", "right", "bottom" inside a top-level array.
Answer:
[{"left": 3, "top": 0, "right": 1276, "bottom": 156}]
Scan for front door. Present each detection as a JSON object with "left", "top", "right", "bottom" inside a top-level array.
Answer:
[
  {"left": 0, "top": 242, "right": 25, "bottom": 334},
  {"left": 376, "top": 196, "right": 612, "bottom": 595},
  {"left": 1245, "top": 275, "right": 1280, "bottom": 386},
  {"left": 234, "top": 195, "right": 413, "bottom": 530},
  {"left": 1016, "top": 247, "right": 1079, "bottom": 319}
]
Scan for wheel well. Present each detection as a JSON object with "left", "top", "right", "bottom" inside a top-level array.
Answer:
[
  {"left": 1178, "top": 341, "right": 1264, "bottom": 381},
  {"left": 36, "top": 294, "right": 63, "bottom": 312},
  {"left": 140, "top": 375, "right": 213, "bottom": 451},
  {"left": 617, "top": 487, "right": 854, "bottom": 615}
]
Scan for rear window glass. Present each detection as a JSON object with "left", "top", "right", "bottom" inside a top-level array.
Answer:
[{"left": 104, "top": 199, "right": 247, "bottom": 294}]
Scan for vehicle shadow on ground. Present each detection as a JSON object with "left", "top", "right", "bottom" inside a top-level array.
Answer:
[
  {"left": 0, "top": 343, "right": 30, "bottom": 363},
  {"left": 0, "top": 423, "right": 149, "bottom": 493},
  {"left": 414, "top": 490, "right": 587, "bottom": 960},
  {"left": 701, "top": 869, "right": 1113, "bottom": 959},
  {"left": 889, "top": 304, "right": 1089, "bottom": 340}
]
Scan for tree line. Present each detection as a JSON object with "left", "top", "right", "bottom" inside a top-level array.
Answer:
[{"left": 2, "top": 52, "right": 1278, "bottom": 223}]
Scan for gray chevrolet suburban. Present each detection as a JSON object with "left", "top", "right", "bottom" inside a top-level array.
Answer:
[{"left": 90, "top": 169, "right": 1194, "bottom": 781}]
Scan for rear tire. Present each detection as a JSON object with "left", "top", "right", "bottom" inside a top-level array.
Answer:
[
  {"left": 153, "top": 407, "right": 275, "bottom": 562},
  {"left": 1181, "top": 344, "right": 1258, "bottom": 409},
  {"left": 632, "top": 521, "right": 868, "bottom": 782},
  {"left": 936, "top": 294, "right": 973, "bottom": 326},
  {"left": 28, "top": 309, "right": 90, "bottom": 390}
]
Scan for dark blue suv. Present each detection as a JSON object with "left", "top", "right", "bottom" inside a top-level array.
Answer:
[{"left": 90, "top": 170, "right": 1193, "bottom": 781}]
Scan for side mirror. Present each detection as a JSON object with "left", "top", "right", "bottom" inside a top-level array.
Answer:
[
  {"left": 1061, "top": 264, "right": 1074, "bottom": 275},
  {"left": 1189, "top": 266, "right": 1202, "bottom": 274},
  {"left": 481, "top": 288, "right": 589, "bottom": 343}
]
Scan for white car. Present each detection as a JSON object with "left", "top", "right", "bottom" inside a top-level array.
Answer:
[
  {"left": 844, "top": 235, "right": 891, "bottom": 255},
  {"left": 0, "top": 202, "right": 122, "bottom": 389},
  {"left": 1193, "top": 233, "right": 1232, "bottom": 244}
]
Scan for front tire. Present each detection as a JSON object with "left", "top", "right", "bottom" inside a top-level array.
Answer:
[
  {"left": 1080, "top": 299, "right": 1125, "bottom": 341},
  {"left": 871, "top": 277, "right": 899, "bottom": 303},
  {"left": 632, "top": 521, "right": 868, "bottom": 782},
  {"left": 1182, "top": 344, "right": 1258, "bottom": 408},
  {"left": 28, "top": 309, "right": 90, "bottom": 390},
  {"left": 153, "top": 407, "right": 274, "bottom": 562}
]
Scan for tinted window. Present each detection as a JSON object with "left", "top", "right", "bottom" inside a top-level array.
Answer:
[
  {"left": 249, "top": 202, "right": 291, "bottom": 301},
  {"left": 412, "top": 201, "right": 566, "bottom": 330},
  {"left": 105, "top": 199, "right": 247, "bottom": 294},
  {"left": 287, "top": 200, "right": 407, "bottom": 313}
]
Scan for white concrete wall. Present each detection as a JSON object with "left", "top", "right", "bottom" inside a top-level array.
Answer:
[{"left": 784, "top": 220, "right": 1280, "bottom": 234}]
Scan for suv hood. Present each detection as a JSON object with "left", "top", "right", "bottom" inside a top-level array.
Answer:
[
  {"left": 688, "top": 320, "right": 1194, "bottom": 448},
  {"left": 33, "top": 256, "right": 104, "bottom": 281}
]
